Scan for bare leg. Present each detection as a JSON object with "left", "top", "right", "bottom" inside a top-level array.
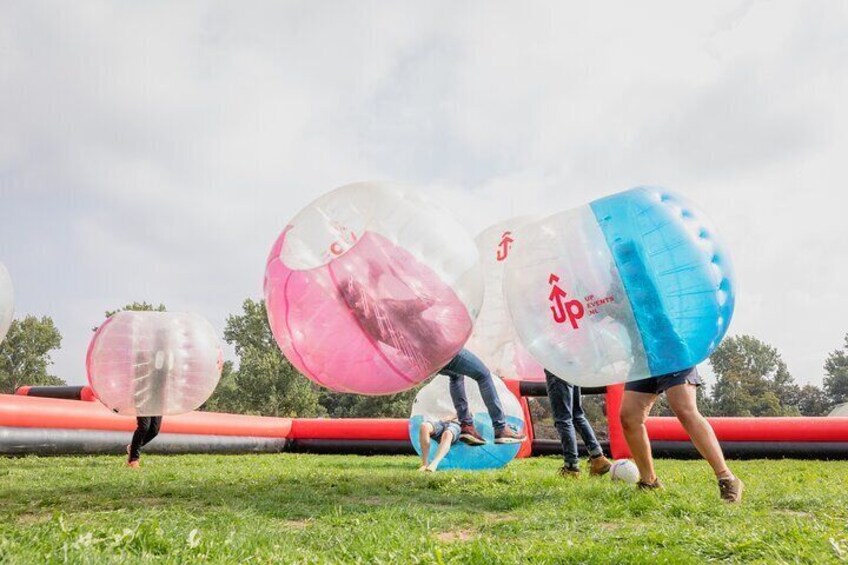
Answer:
[
  {"left": 426, "top": 431, "right": 455, "bottom": 472},
  {"left": 418, "top": 423, "right": 434, "bottom": 470},
  {"left": 666, "top": 384, "right": 732, "bottom": 478},
  {"left": 620, "top": 391, "right": 658, "bottom": 483}
]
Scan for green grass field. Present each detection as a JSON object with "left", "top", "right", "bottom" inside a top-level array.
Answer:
[{"left": 1, "top": 454, "right": 846, "bottom": 564}]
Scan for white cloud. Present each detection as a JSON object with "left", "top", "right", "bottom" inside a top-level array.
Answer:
[{"left": 0, "top": 0, "right": 846, "bottom": 385}]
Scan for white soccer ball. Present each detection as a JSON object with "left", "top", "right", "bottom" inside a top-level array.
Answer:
[{"left": 609, "top": 459, "right": 640, "bottom": 484}]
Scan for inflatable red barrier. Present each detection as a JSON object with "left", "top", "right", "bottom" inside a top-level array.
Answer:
[
  {"left": 605, "top": 384, "right": 630, "bottom": 459},
  {"left": 289, "top": 418, "right": 408, "bottom": 440},
  {"left": 16, "top": 385, "right": 97, "bottom": 401},
  {"left": 504, "top": 379, "right": 534, "bottom": 458},
  {"left": 0, "top": 394, "right": 292, "bottom": 438},
  {"left": 646, "top": 416, "right": 848, "bottom": 442}
]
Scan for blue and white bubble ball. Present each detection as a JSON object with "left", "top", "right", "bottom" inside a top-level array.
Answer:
[
  {"left": 409, "top": 374, "right": 525, "bottom": 470},
  {"left": 505, "top": 186, "right": 735, "bottom": 387}
]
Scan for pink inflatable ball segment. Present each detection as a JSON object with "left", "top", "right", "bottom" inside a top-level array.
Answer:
[
  {"left": 264, "top": 182, "right": 484, "bottom": 395},
  {"left": 465, "top": 218, "right": 545, "bottom": 382},
  {"left": 0, "top": 262, "right": 13, "bottom": 345},
  {"left": 87, "top": 311, "right": 223, "bottom": 416}
]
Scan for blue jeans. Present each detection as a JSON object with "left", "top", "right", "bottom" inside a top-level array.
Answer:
[
  {"left": 545, "top": 370, "right": 603, "bottom": 467},
  {"left": 441, "top": 349, "right": 506, "bottom": 431}
]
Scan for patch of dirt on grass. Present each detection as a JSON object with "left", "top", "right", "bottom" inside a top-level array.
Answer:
[
  {"left": 481, "top": 513, "right": 514, "bottom": 524},
  {"left": 16, "top": 513, "right": 49, "bottom": 525},
  {"left": 775, "top": 510, "right": 813, "bottom": 518},
  {"left": 343, "top": 496, "right": 392, "bottom": 507},
  {"left": 280, "top": 519, "right": 311, "bottom": 530},
  {"left": 435, "top": 529, "right": 476, "bottom": 543}
]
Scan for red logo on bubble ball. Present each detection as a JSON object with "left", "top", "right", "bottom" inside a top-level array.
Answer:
[
  {"left": 496, "top": 231, "right": 514, "bottom": 262},
  {"left": 329, "top": 222, "right": 358, "bottom": 256},
  {"left": 548, "top": 273, "right": 617, "bottom": 330},
  {"left": 548, "top": 274, "right": 584, "bottom": 329}
]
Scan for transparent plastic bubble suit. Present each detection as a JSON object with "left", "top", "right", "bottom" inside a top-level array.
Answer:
[
  {"left": 505, "top": 187, "right": 734, "bottom": 387},
  {"left": 465, "top": 218, "right": 544, "bottom": 381},
  {"left": 0, "top": 263, "right": 13, "bottom": 345},
  {"left": 409, "top": 374, "right": 525, "bottom": 470},
  {"left": 86, "top": 311, "right": 223, "bottom": 416},
  {"left": 264, "top": 182, "right": 484, "bottom": 395}
]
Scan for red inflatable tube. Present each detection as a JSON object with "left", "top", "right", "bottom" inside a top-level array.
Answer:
[
  {"left": 15, "top": 385, "right": 98, "bottom": 401},
  {"left": 0, "top": 394, "right": 292, "bottom": 438},
  {"left": 646, "top": 416, "right": 848, "bottom": 442},
  {"left": 504, "top": 379, "right": 534, "bottom": 458},
  {"left": 289, "top": 418, "right": 408, "bottom": 440}
]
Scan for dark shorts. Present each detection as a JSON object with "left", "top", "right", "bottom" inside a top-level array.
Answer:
[{"left": 624, "top": 367, "right": 702, "bottom": 395}]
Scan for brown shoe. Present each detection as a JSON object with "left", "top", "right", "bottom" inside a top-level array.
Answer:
[
  {"left": 589, "top": 455, "right": 612, "bottom": 476},
  {"left": 459, "top": 424, "right": 486, "bottom": 446},
  {"left": 558, "top": 465, "right": 581, "bottom": 478},
  {"left": 718, "top": 476, "right": 743, "bottom": 503},
  {"left": 494, "top": 425, "right": 527, "bottom": 444},
  {"left": 637, "top": 478, "right": 663, "bottom": 490}
]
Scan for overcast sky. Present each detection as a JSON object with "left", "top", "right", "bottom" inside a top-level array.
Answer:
[{"left": 1, "top": 1, "right": 846, "bottom": 387}]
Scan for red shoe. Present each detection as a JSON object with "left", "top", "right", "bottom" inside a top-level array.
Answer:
[
  {"left": 459, "top": 424, "right": 486, "bottom": 446},
  {"left": 494, "top": 426, "right": 526, "bottom": 444},
  {"left": 127, "top": 460, "right": 140, "bottom": 469}
]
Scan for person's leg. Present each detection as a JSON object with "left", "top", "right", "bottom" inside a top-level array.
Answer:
[
  {"left": 450, "top": 349, "right": 506, "bottom": 430},
  {"left": 418, "top": 422, "right": 434, "bottom": 470},
  {"left": 128, "top": 417, "right": 152, "bottom": 464},
  {"left": 545, "top": 371, "right": 579, "bottom": 471},
  {"left": 665, "top": 383, "right": 743, "bottom": 502},
  {"left": 447, "top": 374, "right": 473, "bottom": 427},
  {"left": 141, "top": 416, "right": 162, "bottom": 448},
  {"left": 665, "top": 384, "right": 730, "bottom": 478},
  {"left": 427, "top": 431, "right": 455, "bottom": 472},
  {"left": 571, "top": 388, "right": 612, "bottom": 475},
  {"left": 620, "top": 391, "right": 658, "bottom": 483},
  {"left": 571, "top": 387, "right": 602, "bottom": 457}
]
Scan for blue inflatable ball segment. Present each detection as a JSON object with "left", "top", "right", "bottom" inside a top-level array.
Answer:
[{"left": 589, "top": 186, "right": 735, "bottom": 375}]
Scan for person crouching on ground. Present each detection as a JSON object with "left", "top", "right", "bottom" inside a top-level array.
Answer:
[
  {"left": 544, "top": 369, "right": 612, "bottom": 477},
  {"left": 417, "top": 417, "right": 461, "bottom": 472},
  {"left": 620, "top": 366, "right": 743, "bottom": 502}
]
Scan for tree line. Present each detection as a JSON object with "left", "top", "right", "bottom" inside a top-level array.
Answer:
[{"left": 1, "top": 299, "right": 847, "bottom": 420}]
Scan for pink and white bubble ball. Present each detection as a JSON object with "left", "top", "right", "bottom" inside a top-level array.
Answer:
[
  {"left": 264, "top": 182, "right": 484, "bottom": 395},
  {"left": 86, "top": 311, "right": 223, "bottom": 416}
]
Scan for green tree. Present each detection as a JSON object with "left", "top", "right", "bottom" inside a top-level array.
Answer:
[
  {"left": 105, "top": 301, "right": 166, "bottom": 317},
  {"left": 787, "top": 384, "right": 831, "bottom": 417},
  {"left": 709, "top": 335, "right": 798, "bottom": 416},
  {"left": 216, "top": 299, "right": 325, "bottom": 417},
  {"left": 201, "top": 361, "right": 240, "bottom": 413},
  {"left": 319, "top": 388, "right": 419, "bottom": 418},
  {"left": 95, "top": 301, "right": 167, "bottom": 331},
  {"left": 824, "top": 334, "right": 848, "bottom": 406},
  {"left": 0, "top": 315, "right": 64, "bottom": 393}
]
